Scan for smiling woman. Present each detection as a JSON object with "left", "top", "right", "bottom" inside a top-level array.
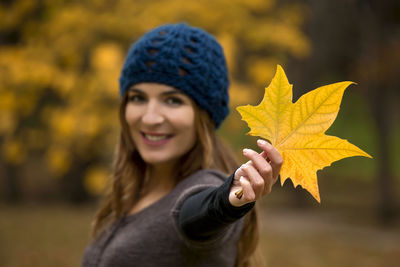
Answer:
[
  {"left": 81, "top": 23, "right": 283, "bottom": 267},
  {"left": 125, "top": 83, "right": 196, "bottom": 166}
]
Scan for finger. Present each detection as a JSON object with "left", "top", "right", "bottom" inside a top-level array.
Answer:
[
  {"left": 239, "top": 176, "right": 256, "bottom": 203},
  {"left": 256, "top": 139, "right": 283, "bottom": 178},
  {"left": 241, "top": 163, "right": 266, "bottom": 198},
  {"left": 242, "top": 148, "right": 273, "bottom": 182}
]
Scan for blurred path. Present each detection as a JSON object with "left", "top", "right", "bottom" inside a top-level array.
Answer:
[
  {"left": 259, "top": 207, "right": 400, "bottom": 267},
  {"left": 0, "top": 203, "right": 399, "bottom": 267}
]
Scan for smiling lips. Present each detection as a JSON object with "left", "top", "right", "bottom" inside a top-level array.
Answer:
[{"left": 141, "top": 132, "right": 173, "bottom": 146}]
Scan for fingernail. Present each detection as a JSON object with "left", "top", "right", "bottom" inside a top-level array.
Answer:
[
  {"left": 257, "top": 139, "right": 267, "bottom": 145},
  {"left": 243, "top": 148, "right": 250, "bottom": 154}
]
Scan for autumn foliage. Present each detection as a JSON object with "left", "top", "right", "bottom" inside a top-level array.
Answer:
[{"left": 0, "top": 0, "right": 309, "bottom": 199}]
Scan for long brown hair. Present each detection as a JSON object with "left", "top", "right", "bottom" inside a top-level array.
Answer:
[{"left": 91, "top": 93, "right": 263, "bottom": 267}]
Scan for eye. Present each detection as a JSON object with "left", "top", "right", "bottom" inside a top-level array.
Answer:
[
  {"left": 127, "top": 94, "right": 146, "bottom": 103},
  {"left": 165, "top": 96, "right": 183, "bottom": 106}
]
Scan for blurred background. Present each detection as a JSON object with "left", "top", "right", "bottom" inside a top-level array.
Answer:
[{"left": 0, "top": 0, "right": 399, "bottom": 266}]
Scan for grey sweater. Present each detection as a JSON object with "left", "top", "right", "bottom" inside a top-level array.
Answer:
[{"left": 81, "top": 169, "right": 249, "bottom": 267}]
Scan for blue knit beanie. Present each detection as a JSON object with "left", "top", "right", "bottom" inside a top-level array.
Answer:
[{"left": 119, "top": 23, "right": 230, "bottom": 128}]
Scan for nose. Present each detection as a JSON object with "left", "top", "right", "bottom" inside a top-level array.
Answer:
[{"left": 141, "top": 101, "right": 164, "bottom": 125}]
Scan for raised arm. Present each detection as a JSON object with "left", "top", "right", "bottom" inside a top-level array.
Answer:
[{"left": 178, "top": 139, "right": 282, "bottom": 241}]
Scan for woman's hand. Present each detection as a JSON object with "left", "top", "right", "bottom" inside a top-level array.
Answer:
[{"left": 229, "top": 139, "right": 283, "bottom": 207}]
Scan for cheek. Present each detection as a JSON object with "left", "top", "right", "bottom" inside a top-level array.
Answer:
[
  {"left": 166, "top": 107, "right": 195, "bottom": 137},
  {"left": 125, "top": 105, "right": 138, "bottom": 125},
  {"left": 179, "top": 109, "right": 196, "bottom": 144}
]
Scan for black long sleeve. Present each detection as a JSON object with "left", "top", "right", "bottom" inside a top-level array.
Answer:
[{"left": 178, "top": 173, "right": 255, "bottom": 240}]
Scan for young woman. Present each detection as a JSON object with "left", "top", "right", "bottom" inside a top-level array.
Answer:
[{"left": 81, "top": 23, "right": 282, "bottom": 267}]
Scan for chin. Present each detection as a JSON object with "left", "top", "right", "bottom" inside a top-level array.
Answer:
[{"left": 140, "top": 153, "right": 179, "bottom": 166}]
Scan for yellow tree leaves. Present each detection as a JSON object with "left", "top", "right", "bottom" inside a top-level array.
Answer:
[
  {"left": 1, "top": 0, "right": 309, "bottom": 198},
  {"left": 237, "top": 65, "right": 372, "bottom": 202}
]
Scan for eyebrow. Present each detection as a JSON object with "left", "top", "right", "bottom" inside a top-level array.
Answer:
[{"left": 128, "top": 87, "right": 185, "bottom": 96}]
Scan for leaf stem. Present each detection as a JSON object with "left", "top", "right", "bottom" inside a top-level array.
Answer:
[{"left": 235, "top": 189, "right": 243, "bottom": 199}]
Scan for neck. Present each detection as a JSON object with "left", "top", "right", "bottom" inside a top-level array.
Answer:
[
  {"left": 144, "top": 161, "right": 177, "bottom": 193},
  {"left": 128, "top": 161, "right": 178, "bottom": 216}
]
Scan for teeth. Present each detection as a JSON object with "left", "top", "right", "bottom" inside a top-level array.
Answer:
[{"left": 145, "top": 134, "right": 169, "bottom": 141}]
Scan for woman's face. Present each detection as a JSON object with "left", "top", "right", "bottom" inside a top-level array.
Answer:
[{"left": 125, "top": 83, "right": 196, "bottom": 166}]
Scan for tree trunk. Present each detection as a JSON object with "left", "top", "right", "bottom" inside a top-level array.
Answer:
[
  {"left": 2, "top": 163, "right": 22, "bottom": 203},
  {"left": 370, "top": 85, "right": 397, "bottom": 223},
  {"left": 59, "top": 156, "right": 92, "bottom": 204}
]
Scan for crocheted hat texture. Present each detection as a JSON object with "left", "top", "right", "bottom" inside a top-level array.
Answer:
[{"left": 119, "top": 23, "right": 230, "bottom": 128}]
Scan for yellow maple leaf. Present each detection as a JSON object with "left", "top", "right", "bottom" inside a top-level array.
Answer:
[{"left": 237, "top": 65, "right": 372, "bottom": 202}]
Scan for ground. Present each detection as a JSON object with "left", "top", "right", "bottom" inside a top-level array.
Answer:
[
  {"left": 0, "top": 197, "right": 399, "bottom": 267},
  {"left": 260, "top": 206, "right": 400, "bottom": 267}
]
